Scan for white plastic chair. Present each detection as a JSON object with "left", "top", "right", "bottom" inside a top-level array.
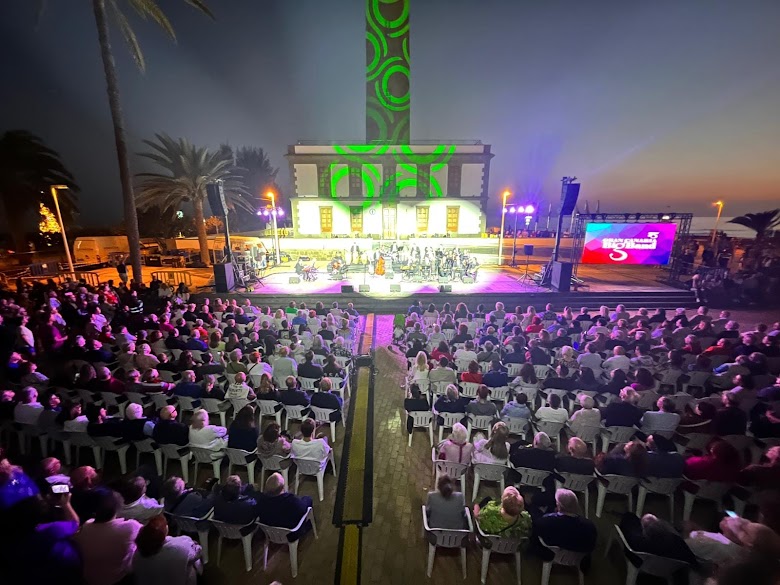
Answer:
[
  {"left": 160, "top": 443, "right": 192, "bottom": 484},
  {"left": 468, "top": 414, "right": 495, "bottom": 439},
  {"left": 176, "top": 396, "right": 200, "bottom": 421},
  {"left": 92, "top": 436, "right": 130, "bottom": 474},
  {"left": 431, "top": 448, "right": 469, "bottom": 495},
  {"left": 200, "top": 398, "right": 231, "bottom": 428},
  {"left": 225, "top": 448, "right": 258, "bottom": 484},
  {"left": 555, "top": 472, "right": 595, "bottom": 518},
  {"left": 489, "top": 386, "right": 510, "bottom": 406},
  {"left": 682, "top": 479, "right": 732, "bottom": 521},
  {"left": 293, "top": 451, "right": 337, "bottom": 502},
  {"left": 166, "top": 509, "right": 212, "bottom": 564},
  {"left": 310, "top": 406, "right": 340, "bottom": 443},
  {"left": 298, "top": 377, "right": 319, "bottom": 391},
  {"left": 63, "top": 432, "right": 102, "bottom": 468},
  {"left": 258, "top": 507, "right": 318, "bottom": 578},
  {"left": 407, "top": 410, "right": 434, "bottom": 447},
  {"left": 133, "top": 438, "right": 163, "bottom": 475},
  {"left": 635, "top": 476, "right": 683, "bottom": 519},
  {"left": 503, "top": 417, "right": 529, "bottom": 438},
  {"left": 256, "top": 400, "right": 283, "bottom": 428},
  {"left": 259, "top": 454, "right": 290, "bottom": 488},
  {"left": 608, "top": 525, "right": 690, "bottom": 585},
  {"left": 534, "top": 365, "right": 553, "bottom": 380},
  {"left": 282, "top": 404, "right": 309, "bottom": 431},
  {"left": 473, "top": 462, "right": 507, "bottom": 501},
  {"left": 421, "top": 505, "right": 473, "bottom": 579},
  {"left": 15, "top": 423, "right": 48, "bottom": 457},
  {"left": 461, "top": 382, "right": 481, "bottom": 398},
  {"left": 190, "top": 446, "right": 225, "bottom": 482},
  {"left": 539, "top": 536, "right": 587, "bottom": 585},
  {"left": 595, "top": 473, "right": 640, "bottom": 518},
  {"left": 475, "top": 520, "right": 525, "bottom": 585},
  {"left": 437, "top": 411, "right": 465, "bottom": 443},
  {"left": 212, "top": 519, "right": 259, "bottom": 572},
  {"left": 571, "top": 424, "right": 602, "bottom": 453},
  {"left": 533, "top": 420, "right": 565, "bottom": 451},
  {"left": 601, "top": 426, "right": 637, "bottom": 453}
]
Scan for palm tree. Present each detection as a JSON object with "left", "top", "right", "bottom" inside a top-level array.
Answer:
[
  {"left": 728, "top": 209, "right": 780, "bottom": 239},
  {"left": 39, "top": 0, "right": 214, "bottom": 282},
  {"left": 0, "top": 130, "right": 78, "bottom": 251},
  {"left": 135, "top": 133, "right": 251, "bottom": 264},
  {"left": 221, "top": 145, "right": 280, "bottom": 231}
]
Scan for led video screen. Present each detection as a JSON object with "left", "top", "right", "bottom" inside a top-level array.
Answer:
[{"left": 581, "top": 223, "right": 677, "bottom": 265}]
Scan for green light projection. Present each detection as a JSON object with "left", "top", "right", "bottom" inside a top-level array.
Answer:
[{"left": 366, "top": 0, "right": 410, "bottom": 144}]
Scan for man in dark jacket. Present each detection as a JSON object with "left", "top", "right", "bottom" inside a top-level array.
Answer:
[
  {"left": 403, "top": 383, "right": 430, "bottom": 434},
  {"left": 712, "top": 391, "right": 748, "bottom": 436},
  {"left": 184, "top": 331, "right": 208, "bottom": 351},
  {"left": 256, "top": 473, "right": 313, "bottom": 541},
  {"left": 279, "top": 376, "right": 311, "bottom": 408},
  {"left": 310, "top": 377, "right": 343, "bottom": 422},
  {"left": 601, "top": 389, "right": 643, "bottom": 428},
  {"left": 162, "top": 476, "right": 216, "bottom": 519},
  {"left": 555, "top": 437, "right": 595, "bottom": 475},
  {"left": 213, "top": 475, "right": 257, "bottom": 533},
  {"left": 297, "top": 351, "right": 324, "bottom": 381},
  {"left": 85, "top": 404, "right": 124, "bottom": 438},
  {"left": 173, "top": 370, "right": 203, "bottom": 399},
  {"left": 152, "top": 405, "right": 189, "bottom": 446}
]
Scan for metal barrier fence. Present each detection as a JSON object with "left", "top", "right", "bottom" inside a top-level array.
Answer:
[{"left": 151, "top": 270, "right": 194, "bottom": 286}]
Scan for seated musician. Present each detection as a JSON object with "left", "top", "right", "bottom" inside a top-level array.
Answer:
[{"left": 295, "top": 258, "right": 304, "bottom": 275}]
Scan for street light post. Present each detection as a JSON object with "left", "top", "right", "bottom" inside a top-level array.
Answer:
[
  {"left": 265, "top": 191, "right": 281, "bottom": 264},
  {"left": 498, "top": 190, "right": 510, "bottom": 265},
  {"left": 50, "top": 185, "right": 74, "bottom": 274},
  {"left": 711, "top": 200, "right": 724, "bottom": 247}
]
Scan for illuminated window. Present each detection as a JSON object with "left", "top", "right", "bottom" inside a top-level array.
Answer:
[
  {"left": 348, "top": 166, "right": 363, "bottom": 197},
  {"left": 416, "top": 206, "right": 429, "bottom": 233},
  {"left": 350, "top": 207, "right": 363, "bottom": 233},
  {"left": 319, "top": 206, "right": 333, "bottom": 234},
  {"left": 446, "top": 206, "right": 460, "bottom": 233}
]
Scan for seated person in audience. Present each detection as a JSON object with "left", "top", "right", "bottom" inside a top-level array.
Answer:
[
  {"left": 132, "top": 514, "right": 203, "bottom": 584},
  {"left": 201, "top": 374, "right": 226, "bottom": 401},
  {"left": 619, "top": 513, "right": 697, "bottom": 565},
  {"left": 503, "top": 342, "right": 526, "bottom": 364},
  {"left": 322, "top": 354, "right": 345, "bottom": 379},
  {"left": 213, "top": 475, "right": 257, "bottom": 529},
  {"left": 20, "top": 361, "right": 49, "bottom": 387},
  {"left": 256, "top": 472, "right": 314, "bottom": 540},
  {"left": 501, "top": 393, "right": 531, "bottom": 420},
  {"left": 310, "top": 377, "right": 343, "bottom": 422},
  {"left": 526, "top": 339, "right": 551, "bottom": 366},
  {"left": 577, "top": 342, "right": 603, "bottom": 372},
  {"left": 550, "top": 328, "right": 573, "bottom": 349},
  {"left": 184, "top": 330, "right": 208, "bottom": 352},
  {"left": 713, "top": 391, "right": 748, "bottom": 436},
  {"left": 597, "top": 439, "right": 648, "bottom": 477},
  {"left": 750, "top": 403, "right": 780, "bottom": 438},
  {"left": 433, "top": 384, "right": 469, "bottom": 423},
  {"left": 331, "top": 336, "right": 353, "bottom": 359},
  {"left": 677, "top": 400, "right": 717, "bottom": 434},
  {"left": 460, "top": 360, "right": 483, "bottom": 384},
  {"left": 298, "top": 350, "right": 325, "bottom": 381},
  {"left": 472, "top": 421, "right": 510, "bottom": 464},
  {"left": 279, "top": 375, "right": 311, "bottom": 407},
  {"left": 430, "top": 340, "right": 454, "bottom": 363},
  {"left": 474, "top": 486, "right": 532, "bottom": 538},
  {"left": 86, "top": 403, "right": 125, "bottom": 438},
  {"left": 61, "top": 400, "right": 90, "bottom": 433},
  {"left": 407, "top": 322, "right": 427, "bottom": 345},
  {"left": 640, "top": 396, "right": 681, "bottom": 436},
  {"left": 118, "top": 475, "right": 163, "bottom": 524},
  {"left": 429, "top": 357, "right": 458, "bottom": 386},
  {"left": 683, "top": 437, "right": 741, "bottom": 482},
  {"left": 645, "top": 435, "right": 685, "bottom": 478},
  {"left": 598, "top": 368, "right": 629, "bottom": 396},
  {"left": 257, "top": 421, "right": 292, "bottom": 464},
  {"left": 426, "top": 474, "right": 468, "bottom": 530},
  {"left": 152, "top": 405, "right": 189, "bottom": 446},
  {"left": 188, "top": 409, "right": 227, "bottom": 452},
  {"left": 603, "top": 346, "right": 631, "bottom": 375},
  {"left": 173, "top": 370, "right": 203, "bottom": 399},
  {"left": 405, "top": 339, "right": 427, "bottom": 360},
  {"left": 74, "top": 487, "right": 142, "bottom": 585},
  {"left": 437, "top": 422, "right": 474, "bottom": 464},
  {"left": 509, "top": 363, "right": 540, "bottom": 391},
  {"left": 525, "top": 316, "right": 544, "bottom": 334},
  {"left": 13, "top": 386, "right": 43, "bottom": 425},
  {"left": 534, "top": 393, "right": 569, "bottom": 424},
  {"left": 122, "top": 403, "right": 155, "bottom": 441},
  {"left": 482, "top": 359, "right": 509, "bottom": 388},
  {"left": 546, "top": 364, "right": 578, "bottom": 392},
  {"left": 477, "top": 341, "right": 500, "bottom": 364},
  {"left": 556, "top": 437, "right": 595, "bottom": 475},
  {"left": 162, "top": 476, "right": 215, "bottom": 519},
  {"left": 226, "top": 405, "right": 259, "bottom": 452},
  {"left": 466, "top": 385, "right": 499, "bottom": 418},
  {"left": 577, "top": 367, "right": 601, "bottom": 393},
  {"left": 631, "top": 367, "right": 657, "bottom": 393},
  {"left": 70, "top": 465, "right": 100, "bottom": 523},
  {"left": 510, "top": 431, "right": 556, "bottom": 472},
  {"left": 568, "top": 394, "right": 601, "bottom": 434},
  {"left": 451, "top": 324, "right": 473, "bottom": 345},
  {"left": 141, "top": 369, "right": 175, "bottom": 393},
  {"left": 225, "top": 349, "right": 248, "bottom": 375},
  {"left": 453, "top": 340, "right": 478, "bottom": 365},
  {"left": 537, "top": 473, "right": 606, "bottom": 542},
  {"left": 739, "top": 446, "right": 780, "bottom": 491},
  {"left": 164, "top": 329, "right": 187, "bottom": 351},
  {"left": 271, "top": 346, "right": 298, "bottom": 385},
  {"left": 479, "top": 327, "right": 500, "bottom": 347},
  {"left": 601, "top": 387, "right": 643, "bottom": 428},
  {"left": 291, "top": 418, "right": 332, "bottom": 462},
  {"left": 226, "top": 372, "right": 257, "bottom": 408},
  {"left": 404, "top": 383, "right": 430, "bottom": 433}
]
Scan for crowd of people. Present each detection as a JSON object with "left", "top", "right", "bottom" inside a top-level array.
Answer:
[
  {"left": 0, "top": 276, "right": 361, "bottom": 584},
  {"left": 400, "top": 300, "right": 780, "bottom": 584}
]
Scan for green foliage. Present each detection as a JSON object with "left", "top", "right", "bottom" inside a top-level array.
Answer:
[{"left": 727, "top": 209, "right": 780, "bottom": 238}]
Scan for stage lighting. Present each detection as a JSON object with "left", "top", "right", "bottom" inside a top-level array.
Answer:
[
  {"left": 661, "top": 214, "right": 671, "bottom": 221},
  {"left": 509, "top": 206, "right": 517, "bottom": 214},
  {"left": 256, "top": 211, "right": 262, "bottom": 216},
  {"left": 524, "top": 205, "right": 534, "bottom": 214},
  {"left": 278, "top": 209, "right": 285, "bottom": 216}
]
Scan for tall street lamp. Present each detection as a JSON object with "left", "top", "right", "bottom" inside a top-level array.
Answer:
[
  {"left": 50, "top": 184, "right": 74, "bottom": 274},
  {"left": 711, "top": 200, "right": 724, "bottom": 247},
  {"left": 498, "top": 189, "right": 510, "bottom": 265},
  {"left": 263, "top": 190, "right": 282, "bottom": 264}
]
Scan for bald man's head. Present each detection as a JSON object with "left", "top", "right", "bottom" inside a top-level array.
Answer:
[{"left": 264, "top": 472, "right": 286, "bottom": 496}]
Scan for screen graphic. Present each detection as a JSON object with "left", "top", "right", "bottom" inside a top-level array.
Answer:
[{"left": 581, "top": 223, "right": 677, "bottom": 265}]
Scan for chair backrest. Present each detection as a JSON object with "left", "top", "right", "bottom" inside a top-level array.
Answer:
[
  {"left": 479, "top": 361, "right": 492, "bottom": 373},
  {"left": 461, "top": 382, "right": 480, "bottom": 398},
  {"left": 574, "top": 424, "right": 602, "bottom": 443},
  {"left": 299, "top": 377, "right": 319, "bottom": 391},
  {"left": 512, "top": 465, "right": 550, "bottom": 488},
  {"left": 160, "top": 443, "right": 189, "bottom": 458},
  {"left": 604, "top": 426, "right": 636, "bottom": 444},
  {"left": 431, "top": 381, "right": 450, "bottom": 396},
  {"left": 422, "top": 506, "right": 472, "bottom": 548},
  {"left": 637, "top": 390, "right": 661, "bottom": 411},
  {"left": 685, "top": 371, "right": 712, "bottom": 388},
  {"left": 134, "top": 438, "right": 157, "bottom": 453},
  {"left": 256, "top": 401, "right": 281, "bottom": 416},
  {"left": 211, "top": 519, "right": 254, "bottom": 540},
  {"left": 614, "top": 526, "right": 689, "bottom": 577},
  {"left": 490, "top": 386, "right": 510, "bottom": 403},
  {"left": 334, "top": 356, "right": 351, "bottom": 370},
  {"left": 283, "top": 404, "right": 308, "bottom": 419},
  {"left": 433, "top": 458, "right": 469, "bottom": 480},
  {"left": 538, "top": 538, "right": 588, "bottom": 567},
  {"left": 677, "top": 432, "right": 713, "bottom": 454},
  {"left": 93, "top": 436, "right": 121, "bottom": 450},
  {"left": 177, "top": 396, "right": 199, "bottom": 411},
  {"left": 438, "top": 411, "right": 464, "bottom": 427},
  {"left": 603, "top": 474, "right": 640, "bottom": 493},
  {"left": 534, "top": 420, "right": 565, "bottom": 438},
  {"left": 474, "top": 462, "right": 507, "bottom": 481},
  {"left": 258, "top": 510, "right": 310, "bottom": 544},
  {"left": 668, "top": 393, "right": 695, "bottom": 412},
  {"left": 259, "top": 453, "right": 288, "bottom": 471},
  {"left": 200, "top": 398, "right": 227, "bottom": 413},
  {"left": 557, "top": 472, "right": 595, "bottom": 492},
  {"left": 641, "top": 476, "right": 683, "bottom": 494},
  {"left": 455, "top": 359, "right": 472, "bottom": 373},
  {"left": 469, "top": 414, "right": 494, "bottom": 431},
  {"left": 169, "top": 510, "right": 213, "bottom": 533},
  {"left": 693, "top": 480, "right": 732, "bottom": 501},
  {"left": 310, "top": 405, "right": 337, "bottom": 422},
  {"left": 534, "top": 365, "right": 552, "bottom": 379},
  {"left": 506, "top": 363, "right": 523, "bottom": 377},
  {"left": 66, "top": 432, "right": 96, "bottom": 447},
  {"left": 294, "top": 456, "right": 326, "bottom": 475},
  {"left": 189, "top": 445, "right": 221, "bottom": 463},
  {"left": 409, "top": 411, "right": 433, "bottom": 427},
  {"left": 503, "top": 417, "right": 528, "bottom": 436},
  {"left": 514, "top": 385, "right": 538, "bottom": 403}
]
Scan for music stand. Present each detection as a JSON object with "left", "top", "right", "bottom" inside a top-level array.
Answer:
[{"left": 516, "top": 249, "right": 535, "bottom": 285}]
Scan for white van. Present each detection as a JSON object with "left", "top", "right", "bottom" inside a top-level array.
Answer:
[{"left": 73, "top": 236, "right": 130, "bottom": 266}]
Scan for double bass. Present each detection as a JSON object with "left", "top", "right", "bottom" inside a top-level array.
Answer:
[{"left": 374, "top": 254, "right": 386, "bottom": 276}]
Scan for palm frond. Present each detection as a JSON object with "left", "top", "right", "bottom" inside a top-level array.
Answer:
[
  {"left": 128, "top": 0, "right": 176, "bottom": 40},
  {"left": 184, "top": 0, "right": 215, "bottom": 19},
  {"left": 727, "top": 209, "right": 780, "bottom": 237},
  {"left": 108, "top": 0, "right": 145, "bottom": 71}
]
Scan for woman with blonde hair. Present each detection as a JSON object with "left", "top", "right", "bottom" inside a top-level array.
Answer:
[
  {"left": 521, "top": 306, "right": 537, "bottom": 328},
  {"left": 438, "top": 422, "right": 474, "bottom": 464},
  {"left": 188, "top": 409, "right": 227, "bottom": 453},
  {"left": 472, "top": 421, "right": 510, "bottom": 464},
  {"left": 558, "top": 345, "right": 579, "bottom": 371},
  {"left": 408, "top": 351, "right": 430, "bottom": 384},
  {"left": 311, "top": 334, "right": 329, "bottom": 356},
  {"left": 273, "top": 308, "right": 285, "bottom": 330}
]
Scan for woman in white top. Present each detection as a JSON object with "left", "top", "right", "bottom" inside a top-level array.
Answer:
[
  {"left": 135, "top": 343, "right": 160, "bottom": 372},
  {"left": 521, "top": 306, "right": 537, "bottom": 329},
  {"left": 423, "top": 304, "right": 440, "bottom": 321},
  {"left": 568, "top": 394, "right": 602, "bottom": 433},
  {"left": 472, "top": 421, "right": 510, "bottom": 464},
  {"left": 62, "top": 402, "right": 90, "bottom": 433},
  {"left": 428, "top": 325, "right": 445, "bottom": 348},
  {"left": 13, "top": 387, "right": 44, "bottom": 425},
  {"left": 133, "top": 515, "right": 202, "bottom": 585},
  {"left": 534, "top": 394, "right": 570, "bottom": 424},
  {"left": 408, "top": 351, "right": 430, "bottom": 384},
  {"left": 188, "top": 409, "right": 228, "bottom": 453},
  {"left": 273, "top": 309, "right": 285, "bottom": 331}
]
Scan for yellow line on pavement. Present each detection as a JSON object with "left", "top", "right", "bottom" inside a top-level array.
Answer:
[
  {"left": 339, "top": 525, "right": 361, "bottom": 585},
  {"left": 341, "top": 366, "right": 370, "bottom": 521}
]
